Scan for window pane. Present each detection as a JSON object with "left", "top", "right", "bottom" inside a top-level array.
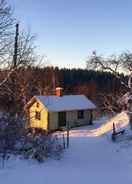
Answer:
[{"left": 35, "top": 111, "right": 41, "bottom": 120}]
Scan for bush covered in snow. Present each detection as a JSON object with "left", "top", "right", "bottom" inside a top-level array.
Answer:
[
  {"left": 0, "top": 113, "right": 64, "bottom": 167},
  {"left": 0, "top": 113, "right": 24, "bottom": 167},
  {"left": 18, "top": 132, "right": 64, "bottom": 162}
]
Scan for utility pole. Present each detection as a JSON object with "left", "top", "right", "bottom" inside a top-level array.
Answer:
[
  {"left": 13, "top": 23, "right": 19, "bottom": 68},
  {"left": 10, "top": 23, "right": 19, "bottom": 115}
]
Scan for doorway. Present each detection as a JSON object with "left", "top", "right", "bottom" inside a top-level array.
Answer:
[{"left": 58, "top": 111, "right": 66, "bottom": 127}]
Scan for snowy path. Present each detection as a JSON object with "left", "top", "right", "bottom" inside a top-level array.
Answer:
[{"left": 0, "top": 111, "right": 132, "bottom": 184}]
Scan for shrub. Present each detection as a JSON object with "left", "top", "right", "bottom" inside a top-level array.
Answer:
[
  {"left": 19, "top": 133, "right": 64, "bottom": 162},
  {"left": 0, "top": 113, "right": 64, "bottom": 166}
]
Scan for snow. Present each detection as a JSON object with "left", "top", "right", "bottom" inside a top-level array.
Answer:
[
  {"left": 1, "top": 111, "right": 132, "bottom": 184},
  {"left": 36, "top": 95, "right": 96, "bottom": 112}
]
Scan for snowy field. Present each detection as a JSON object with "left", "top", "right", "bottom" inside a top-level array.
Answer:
[{"left": 1, "top": 111, "right": 132, "bottom": 184}]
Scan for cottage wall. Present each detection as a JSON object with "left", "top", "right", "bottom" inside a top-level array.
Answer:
[
  {"left": 66, "top": 110, "right": 91, "bottom": 127},
  {"left": 29, "top": 101, "right": 48, "bottom": 130},
  {"left": 48, "top": 110, "right": 93, "bottom": 131},
  {"left": 48, "top": 112, "right": 58, "bottom": 130}
]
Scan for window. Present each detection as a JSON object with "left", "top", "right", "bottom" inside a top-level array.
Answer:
[
  {"left": 77, "top": 110, "right": 84, "bottom": 119},
  {"left": 35, "top": 111, "right": 41, "bottom": 120},
  {"left": 36, "top": 102, "right": 39, "bottom": 108}
]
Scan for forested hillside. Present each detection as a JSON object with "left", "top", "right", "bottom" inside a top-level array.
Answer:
[{"left": 0, "top": 67, "right": 127, "bottom": 113}]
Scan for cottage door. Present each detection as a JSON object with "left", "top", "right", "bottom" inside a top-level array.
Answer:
[{"left": 58, "top": 112, "right": 66, "bottom": 127}]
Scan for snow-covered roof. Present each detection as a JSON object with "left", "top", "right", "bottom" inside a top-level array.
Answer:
[{"left": 36, "top": 95, "right": 96, "bottom": 112}]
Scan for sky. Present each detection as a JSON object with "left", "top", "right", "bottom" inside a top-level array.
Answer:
[{"left": 8, "top": 0, "right": 132, "bottom": 68}]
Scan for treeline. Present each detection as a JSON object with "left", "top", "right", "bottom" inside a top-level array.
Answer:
[
  {"left": 0, "top": 66, "right": 127, "bottom": 113},
  {"left": 55, "top": 68, "right": 125, "bottom": 93},
  {"left": 25, "top": 66, "right": 126, "bottom": 95}
]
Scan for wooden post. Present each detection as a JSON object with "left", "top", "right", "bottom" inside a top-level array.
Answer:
[
  {"left": 127, "top": 99, "right": 132, "bottom": 130},
  {"left": 66, "top": 121, "right": 70, "bottom": 148},
  {"left": 113, "top": 123, "right": 116, "bottom": 134},
  {"left": 129, "top": 114, "right": 132, "bottom": 130},
  {"left": 112, "top": 123, "right": 116, "bottom": 142},
  {"left": 62, "top": 133, "right": 65, "bottom": 149}
]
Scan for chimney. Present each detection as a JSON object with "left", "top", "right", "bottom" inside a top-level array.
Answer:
[{"left": 56, "top": 87, "right": 63, "bottom": 97}]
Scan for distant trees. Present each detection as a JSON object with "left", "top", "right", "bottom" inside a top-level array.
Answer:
[
  {"left": 74, "top": 80, "right": 96, "bottom": 100},
  {"left": 0, "top": 66, "right": 122, "bottom": 113}
]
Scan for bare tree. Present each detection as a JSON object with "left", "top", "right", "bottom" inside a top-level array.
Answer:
[
  {"left": 0, "top": 0, "right": 14, "bottom": 66},
  {"left": 0, "top": 24, "right": 38, "bottom": 115},
  {"left": 0, "top": 0, "right": 37, "bottom": 115},
  {"left": 86, "top": 51, "right": 132, "bottom": 114}
]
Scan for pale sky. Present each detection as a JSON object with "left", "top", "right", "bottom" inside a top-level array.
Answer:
[{"left": 9, "top": 0, "right": 132, "bottom": 68}]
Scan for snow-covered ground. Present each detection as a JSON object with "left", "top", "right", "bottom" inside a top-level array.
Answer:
[{"left": 1, "top": 111, "right": 132, "bottom": 184}]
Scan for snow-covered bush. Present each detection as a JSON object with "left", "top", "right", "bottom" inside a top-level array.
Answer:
[
  {"left": 0, "top": 113, "right": 64, "bottom": 166},
  {"left": 0, "top": 113, "right": 24, "bottom": 167},
  {"left": 19, "top": 133, "right": 64, "bottom": 162}
]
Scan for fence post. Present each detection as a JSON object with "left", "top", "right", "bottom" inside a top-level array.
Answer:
[{"left": 62, "top": 133, "right": 65, "bottom": 149}]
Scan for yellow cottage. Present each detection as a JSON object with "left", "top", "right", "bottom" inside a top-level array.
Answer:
[{"left": 25, "top": 88, "right": 96, "bottom": 132}]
